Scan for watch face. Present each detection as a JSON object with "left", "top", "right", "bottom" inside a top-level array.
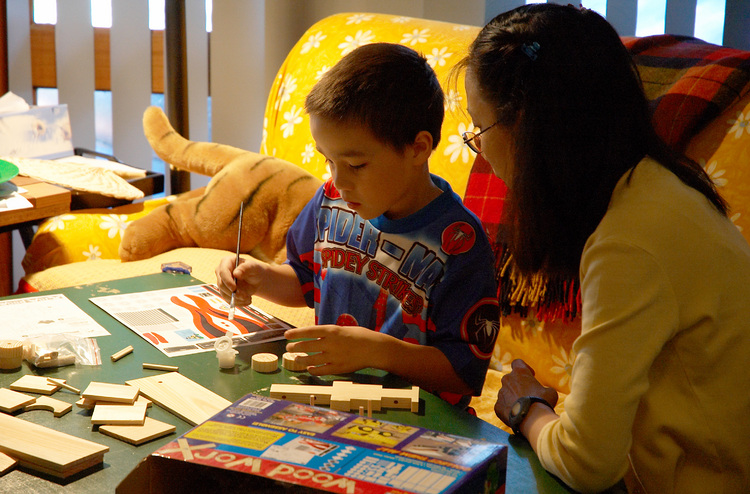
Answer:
[{"left": 510, "top": 400, "right": 523, "bottom": 418}]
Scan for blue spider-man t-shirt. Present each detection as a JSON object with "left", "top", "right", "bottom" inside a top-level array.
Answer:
[{"left": 286, "top": 175, "right": 499, "bottom": 403}]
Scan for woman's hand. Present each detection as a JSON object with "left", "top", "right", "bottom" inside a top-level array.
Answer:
[
  {"left": 285, "top": 325, "right": 388, "bottom": 375},
  {"left": 495, "top": 359, "right": 559, "bottom": 426}
]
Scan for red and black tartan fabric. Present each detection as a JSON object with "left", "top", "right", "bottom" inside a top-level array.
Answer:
[
  {"left": 463, "top": 34, "right": 750, "bottom": 321},
  {"left": 623, "top": 34, "right": 750, "bottom": 151}
]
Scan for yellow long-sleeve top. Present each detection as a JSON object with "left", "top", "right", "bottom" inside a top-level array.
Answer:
[{"left": 536, "top": 158, "right": 750, "bottom": 493}]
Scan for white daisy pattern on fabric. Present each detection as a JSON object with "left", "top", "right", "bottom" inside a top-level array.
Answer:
[
  {"left": 702, "top": 159, "right": 728, "bottom": 187},
  {"left": 425, "top": 46, "right": 452, "bottom": 68},
  {"left": 731, "top": 212, "right": 743, "bottom": 231},
  {"left": 400, "top": 28, "right": 429, "bottom": 46},
  {"left": 550, "top": 347, "right": 576, "bottom": 389},
  {"left": 346, "top": 14, "right": 374, "bottom": 25},
  {"left": 338, "top": 30, "right": 375, "bottom": 56},
  {"left": 261, "top": 117, "right": 269, "bottom": 154},
  {"left": 444, "top": 89, "right": 463, "bottom": 112},
  {"left": 40, "top": 214, "right": 77, "bottom": 232},
  {"left": 390, "top": 16, "right": 411, "bottom": 24},
  {"left": 300, "top": 31, "right": 327, "bottom": 55},
  {"left": 281, "top": 105, "right": 304, "bottom": 139},
  {"left": 323, "top": 162, "right": 332, "bottom": 181},
  {"left": 301, "top": 143, "right": 315, "bottom": 164},
  {"left": 275, "top": 74, "right": 298, "bottom": 110},
  {"left": 100, "top": 214, "right": 129, "bottom": 239},
  {"left": 443, "top": 122, "right": 473, "bottom": 164},
  {"left": 315, "top": 65, "right": 331, "bottom": 81},
  {"left": 727, "top": 111, "right": 749, "bottom": 139},
  {"left": 82, "top": 244, "right": 102, "bottom": 261}
]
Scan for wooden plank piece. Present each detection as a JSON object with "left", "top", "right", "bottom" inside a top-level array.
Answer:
[
  {"left": 0, "top": 451, "right": 16, "bottom": 476},
  {"left": 9, "top": 375, "right": 60, "bottom": 395},
  {"left": 0, "top": 412, "right": 108, "bottom": 478},
  {"left": 91, "top": 402, "right": 147, "bottom": 426},
  {"left": 126, "top": 372, "right": 231, "bottom": 426},
  {"left": 76, "top": 394, "right": 152, "bottom": 410},
  {"left": 0, "top": 388, "right": 37, "bottom": 413},
  {"left": 82, "top": 381, "right": 139, "bottom": 404},
  {"left": 98, "top": 417, "right": 175, "bottom": 445},
  {"left": 23, "top": 395, "right": 72, "bottom": 417}
]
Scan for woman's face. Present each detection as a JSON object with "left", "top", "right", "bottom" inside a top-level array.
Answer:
[{"left": 465, "top": 69, "right": 517, "bottom": 186}]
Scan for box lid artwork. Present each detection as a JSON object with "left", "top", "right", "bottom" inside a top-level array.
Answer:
[{"left": 120, "top": 393, "right": 507, "bottom": 494}]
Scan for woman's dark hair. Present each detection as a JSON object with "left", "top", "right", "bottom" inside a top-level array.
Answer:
[
  {"left": 455, "top": 4, "right": 727, "bottom": 277},
  {"left": 305, "top": 42, "right": 444, "bottom": 151}
]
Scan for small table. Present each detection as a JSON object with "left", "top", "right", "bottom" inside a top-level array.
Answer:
[
  {"left": 0, "top": 176, "right": 71, "bottom": 238},
  {"left": 0, "top": 273, "right": 571, "bottom": 493},
  {"left": 0, "top": 177, "right": 71, "bottom": 296}
]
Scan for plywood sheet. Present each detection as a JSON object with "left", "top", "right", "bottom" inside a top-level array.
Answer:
[
  {"left": 82, "top": 381, "right": 138, "bottom": 404},
  {"left": 98, "top": 417, "right": 175, "bottom": 445},
  {"left": 0, "top": 451, "right": 16, "bottom": 476},
  {"left": 0, "top": 412, "right": 108, "bottom": 478},
  {"left": 24, "top": 395, "right": 72, "bottom": 417},
  {"left": 76, "top": 394, "right": 152, "bottom": 410},
  {"left": 126, "top": 372, "right": 231, "bottom": 426},
  {"left": 9, "top": 375, "right": 60, "bottom": 395},
  {"left": 91, "top": 402, "right": 147, "bottom": 426},
  {"left": 0, "top": 387, "right": 37, "bottom": 413}
]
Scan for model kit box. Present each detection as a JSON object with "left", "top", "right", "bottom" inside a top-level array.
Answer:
[{"left": 118, "top": 393, "right": 507, "bottom": 493}]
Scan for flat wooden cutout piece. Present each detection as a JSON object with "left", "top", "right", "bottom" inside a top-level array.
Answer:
[
  {"left": 0, "top": 412, "right": 108, "bottom": 478},
  {"left": 0, "top": 388, "right": 37, "bottom": 413},
  {"left": 9, "top": 375, "right": 61, "bottom": 395},
  {"left": 270, "top": 384, "right": 333, "bottom": 406},
  {"left": 0, "top": 451, "right": 17, "bottom": 476},
  {"left": 269, "top": 381, "right": 420, "bottom": 413},
  {"left": 23, "top": 396, "right": 72, "bottom": 417},
  {"left": 91, "top": 402, "right": 147, "bottom": 426},
  {"left": 251, "top": 353, "right": 278, "bottom": 373},
  {"left": 76, "top": 394, "right": 152, "bottom": 410},
  {"left": 98, "top": 417, "right": 176, "bottom": 445},
  {"left": 126, "top": 372, "right": 231, "bottom": 426},
  {"left": 82, "top": 381, "right": 139, "bottom": 404},
  {"left": 282, "top": 352, "right": 307, "bottom": 371}
]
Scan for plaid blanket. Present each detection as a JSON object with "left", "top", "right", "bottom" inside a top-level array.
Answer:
[
  {"left": 463, "top": 34, "right": 750, "bottom": 321},
  {"left": 624, "top": 34, "right": 750, "bottom": 151}
]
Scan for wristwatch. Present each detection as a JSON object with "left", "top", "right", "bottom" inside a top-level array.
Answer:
[{"left": 508, "top": 396, "right": 552, "bottom": 436}]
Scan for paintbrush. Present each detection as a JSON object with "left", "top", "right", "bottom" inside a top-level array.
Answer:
[{"left": 228, "top": 201, "right": 244, "bottom": 320}]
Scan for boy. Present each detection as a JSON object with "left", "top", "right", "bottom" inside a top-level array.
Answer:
[{"left": 216, "top": 43, "right": 498, "bottom": 406}]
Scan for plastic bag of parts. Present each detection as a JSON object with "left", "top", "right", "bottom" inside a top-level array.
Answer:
[{"left": 23, "top": 334, "right": 102, "bottom": 367}]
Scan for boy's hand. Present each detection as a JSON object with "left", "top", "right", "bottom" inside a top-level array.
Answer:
[
  {"left": 215, "top": 255, "right": 266, "bottom": 307},
  {"left": 285, "top": 325, "right": 387, "bottom": 375}
]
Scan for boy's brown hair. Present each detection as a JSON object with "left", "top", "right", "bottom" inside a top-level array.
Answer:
[{"left": 305, "top": 42, "right": 444, "bottom": 151}]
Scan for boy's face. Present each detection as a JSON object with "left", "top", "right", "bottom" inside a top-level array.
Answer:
[{"left": 310, "top": 115, "right": 435, "bottom": 220}]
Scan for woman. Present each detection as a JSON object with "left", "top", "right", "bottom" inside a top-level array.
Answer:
[{"left": 456, "top": 4, "right": 750, "bottom": 493}]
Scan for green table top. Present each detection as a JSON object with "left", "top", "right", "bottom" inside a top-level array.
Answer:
[{"left": 0, "top": 273, "right": 571, "bottom": 493}]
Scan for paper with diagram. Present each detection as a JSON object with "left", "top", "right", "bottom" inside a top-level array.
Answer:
[
  {"left": 90, "top": 284, "right": 290, "bottom": 357},
  {"left": 0, "top": 293, "right": 109, "bottom": 340}
]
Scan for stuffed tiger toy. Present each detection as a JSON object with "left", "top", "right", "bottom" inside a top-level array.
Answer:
[{"left": 118, "top": 106, "right": 322, "bottom": 264}]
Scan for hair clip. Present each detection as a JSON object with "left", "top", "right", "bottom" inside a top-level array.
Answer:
[{"left": 521, "top": 42, "right": 540, "bottom": 61}]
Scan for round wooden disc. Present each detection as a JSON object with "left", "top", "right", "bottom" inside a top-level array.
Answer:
[
  {"left": 282, "top": 352, "right": 307, "bottom": 371},
  {"left": 251, "top": 353, "right": 278, "bottom": 373},
  {"left": 0, "top": 340, "right": 23, "bottom": 370}
]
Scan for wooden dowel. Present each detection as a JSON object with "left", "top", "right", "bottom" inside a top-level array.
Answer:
[
  {"left": 110, "top": 345, "right": 134, "bottom": 362},
  {"left": 142, "top": 363, "right": 179, "bottom": 372},
  {"left": 47, "top": 377, "right": 81, "bottom": 395}
]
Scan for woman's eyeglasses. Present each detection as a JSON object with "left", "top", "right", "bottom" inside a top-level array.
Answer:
[{"left": 462, "top": 121, "right": 499, "bottom": 154}]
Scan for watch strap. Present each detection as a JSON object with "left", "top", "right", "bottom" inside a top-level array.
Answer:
[{"left": 508, "top": 396, "right": 553, "bottom": 436}]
